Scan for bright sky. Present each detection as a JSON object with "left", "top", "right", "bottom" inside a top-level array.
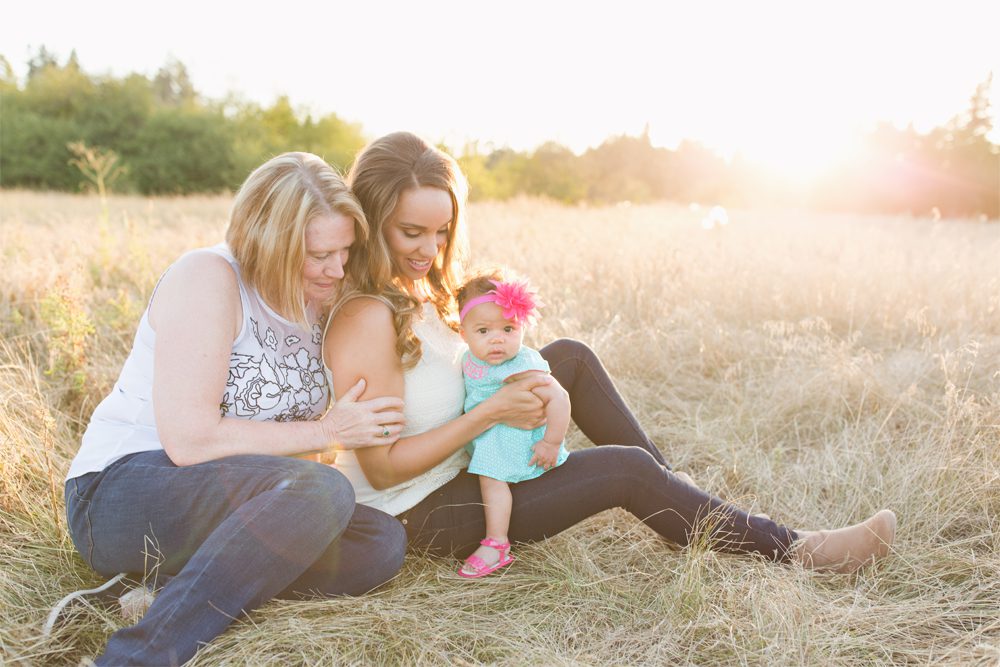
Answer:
[{"left": 3, "top": 0, "right": 997, "bottom": 178}]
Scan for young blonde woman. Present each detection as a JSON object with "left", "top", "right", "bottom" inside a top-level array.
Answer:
[
  {"left": 63, "top": 153, "right": 408, "bottom": 666},
  {"left": 325, "top": 132, "right": 896, "bottom": 578}
]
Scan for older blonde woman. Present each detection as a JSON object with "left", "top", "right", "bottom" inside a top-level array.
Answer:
[{"left": 63, "top": 153, "right": 407, "bottom": 666}]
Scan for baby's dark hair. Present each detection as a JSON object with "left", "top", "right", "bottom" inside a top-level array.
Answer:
[
  {"left": 457, "top": 266, "right": 534, "bottom": 312},
  {"left": 456, "top": 267, "right": 508, "bottom": 311},
  {"left": 457, "top": 267, "right": 543, "bottom": 326}
]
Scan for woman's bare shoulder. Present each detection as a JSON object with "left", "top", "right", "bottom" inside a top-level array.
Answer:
[
  {"left": 325, "top": 294, "right": 401, "bottom": 375},
  {"left": 161, "top": 250, "right": 237, "bottom": 292},
  {"left": 332, "top": 294, "right": 396, "bottom": 325},
  {"left": 325, "top": 295, "right": 399, "bottom": 352},
  {"left": 150, "top": 250, "right": 239, "bottom": 327}
]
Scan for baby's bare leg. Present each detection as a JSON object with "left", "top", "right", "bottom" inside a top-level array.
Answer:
[
  {"left": 480, "top": 476, "right": 512, "bottom": 541},
  {"left": 459, "top": 476, "right": 513, "bottom": 574}
]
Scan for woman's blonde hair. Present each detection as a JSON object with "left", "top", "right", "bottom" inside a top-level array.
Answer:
[
  {"left": 227, "top": 152, "right": 367, "bottom": 329},
  {"left": 346, "top": 132, "right": 469, "bottom": 367}
]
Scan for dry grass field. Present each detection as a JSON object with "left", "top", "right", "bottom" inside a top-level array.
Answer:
[{"left": 2, "top": 190, "right": 999, "bottom": 665}]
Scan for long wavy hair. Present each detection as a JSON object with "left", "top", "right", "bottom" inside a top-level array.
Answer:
[{"left": 345, "top": 132, "right": 469, "bottom": 368}]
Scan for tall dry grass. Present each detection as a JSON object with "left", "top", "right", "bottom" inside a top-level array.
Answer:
[{"left": 1, "top": 190, "right": 998, "bottom": 665}]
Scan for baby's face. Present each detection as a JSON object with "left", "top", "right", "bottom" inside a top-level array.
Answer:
[{"left": 460, "top": 301, "right": 525, "bottom": 365}]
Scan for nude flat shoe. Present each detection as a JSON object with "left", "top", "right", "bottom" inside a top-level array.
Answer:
[{"left": 794, "top": 509, "right": 897, "bottom": 573}]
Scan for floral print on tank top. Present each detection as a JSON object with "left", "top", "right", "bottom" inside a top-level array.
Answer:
[{"left": 220, "top": 318, "right": 327, "bottom": 421}]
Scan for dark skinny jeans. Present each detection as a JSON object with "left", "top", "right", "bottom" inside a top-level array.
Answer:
[
  {"left": 399, "top": 339, "right": 798, "bottom": 562},
  {"left": 65, "top": 452, "right": 406, "bottom": 666}
]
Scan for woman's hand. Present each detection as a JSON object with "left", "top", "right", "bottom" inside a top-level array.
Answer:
[
  {"left": 485, "top": 374, "right": 550, "bottom": 430},
  {"left": 320, "top": 378, "right": 406, "bottom": 449}
]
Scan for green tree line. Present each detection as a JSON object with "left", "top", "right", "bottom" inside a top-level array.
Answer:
[
  {"left": 0, "top": 49, "right": 365, "bottom": 194},
  {"left": 1, "top": 50, "right": 997, "bottom": 217}
]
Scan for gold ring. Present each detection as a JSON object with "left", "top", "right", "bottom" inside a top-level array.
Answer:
[{"left": 382, "top": 427, "right": 390, "bottom": 437}]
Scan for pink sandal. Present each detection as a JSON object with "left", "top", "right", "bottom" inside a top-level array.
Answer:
[{"left": 457, "top": 538, "right": 515, "bottom": 579}]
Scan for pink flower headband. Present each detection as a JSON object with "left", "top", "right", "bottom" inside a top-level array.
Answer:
[{"left": 459, "top": 279, "right": 543, "bottom": 325}]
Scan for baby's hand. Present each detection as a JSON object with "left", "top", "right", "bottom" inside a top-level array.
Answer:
[{"left": 528, "top": 440, "right": 561, "bottom": 471}]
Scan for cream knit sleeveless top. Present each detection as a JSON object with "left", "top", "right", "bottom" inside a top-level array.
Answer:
[{"left": 332, "top": 301, "right": 469, "bottom": 516}]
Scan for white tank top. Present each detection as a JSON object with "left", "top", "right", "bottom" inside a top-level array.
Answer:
[
  {"left": 333, "top": 301, "right": 469, "bottom": 516},
  {"left": 66, "top": 244, "right": 329, "bottom": 480}
]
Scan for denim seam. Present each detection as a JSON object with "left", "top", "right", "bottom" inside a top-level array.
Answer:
[
  {"left": 72, "top": 479, "right": 98, "bottom": 567},
  {"left": 83, "top": 498, "right": 96, "bottom": 567}
]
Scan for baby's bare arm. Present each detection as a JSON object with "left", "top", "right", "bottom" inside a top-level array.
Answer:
[
  {"left": 524, "top": 377, "right": 571, "bottom": 470},
  {"left": 532, "top": 379, "right": 570, "bottom": 444}
]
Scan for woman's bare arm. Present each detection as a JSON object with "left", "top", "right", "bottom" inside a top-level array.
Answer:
[
  {"left": 151, "top": 252, "right": 403, "bottom": 466},
  {"left": 324, "top": 298, "right": 550, "bottom": 489}
]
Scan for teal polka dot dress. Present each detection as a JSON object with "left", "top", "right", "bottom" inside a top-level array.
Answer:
[{"left": 463, "top": 346, "right": 569, "bottom": 483}]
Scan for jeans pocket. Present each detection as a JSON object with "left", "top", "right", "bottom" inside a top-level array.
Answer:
[{"left": 65, "top": 478, "right": 96, "bottom": 569}]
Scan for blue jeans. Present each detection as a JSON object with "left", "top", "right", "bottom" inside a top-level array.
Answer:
[{"left": 65, "top": 450, "right": 406, "bottom": 666}]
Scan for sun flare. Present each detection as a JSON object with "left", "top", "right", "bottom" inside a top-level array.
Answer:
[{"left": 744, "top": 129, "right": 862, "bottom": 184}]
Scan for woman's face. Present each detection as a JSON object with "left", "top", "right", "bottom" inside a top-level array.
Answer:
[
  {"left": 302, "top": 212, "right": 355, "bottom": 308},
  {"left": 383, "top": 186, "right": 453, "bottom": 284}
]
